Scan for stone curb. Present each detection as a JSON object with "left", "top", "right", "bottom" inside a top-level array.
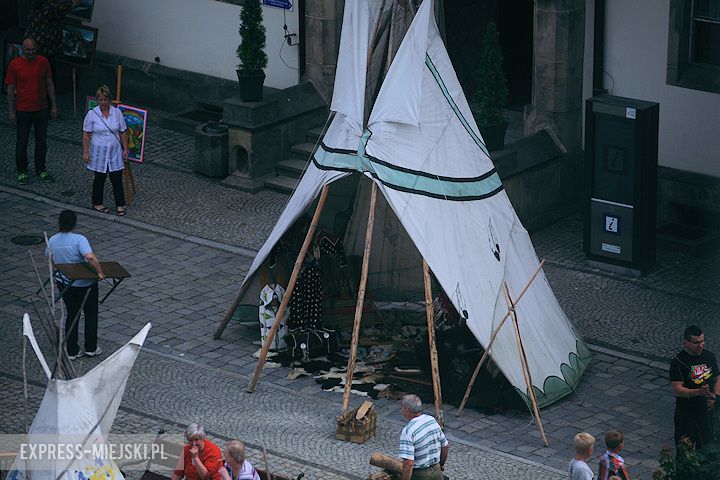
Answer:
[
  {"left": 0, "top": 184, "right": 259, "bottom": 259},
  {"left": 587, "top": 342, "right": 670, "bottom": 372}
]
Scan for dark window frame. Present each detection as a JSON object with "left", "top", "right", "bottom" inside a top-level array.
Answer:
[{"left": 667, "top": 0, "right": 720, "bottom": 93}]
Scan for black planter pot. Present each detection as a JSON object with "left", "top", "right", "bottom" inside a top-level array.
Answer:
[
  {"left": 478, "top": 121, "right": 509, "bottom": 152},
  {"left": 236, "top": 70, "right": 265, "bottom": 101}
]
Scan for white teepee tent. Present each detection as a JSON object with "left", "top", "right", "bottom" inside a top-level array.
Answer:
[
  {"left": 8, "top": 316, "right": 151, "bottom": 480},
  {"left": 239, "top": 0, "right": 590, "bottom": 409}
]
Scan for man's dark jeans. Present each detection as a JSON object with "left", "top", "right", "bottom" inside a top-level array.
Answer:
[
  {"left": 16, "top": 109, "right": 49, "bottom": 174},
  {"left": 57, "top": 281, "right": 99, "bottom": 357}
]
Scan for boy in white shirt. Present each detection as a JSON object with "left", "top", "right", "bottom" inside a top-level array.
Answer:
[{"left": 569, "top": 432, "right": 595, "bottom": 480}]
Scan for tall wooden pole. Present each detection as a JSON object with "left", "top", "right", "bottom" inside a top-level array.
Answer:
[
  {"left": 422, "top": 259, "right": 444, "bottom": 427},
  {"left": 341, "top": 182, "right": 378, "bottom": 414},
  {"left": 456, "top": 259, "right": 545, "bottom": 416},
  {"left": 246, "top": 185, "right": 330, "bottom": 393},
  {"left": 116, "top": 65, "right": 123, "bottom": 103},
  {"left": 503, "top": 282, "right": 548, "bottom": 447}
]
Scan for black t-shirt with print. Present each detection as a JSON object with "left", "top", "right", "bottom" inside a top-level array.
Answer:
[{"left": 669, "top": 349, "right": 718, "bottom": 411}]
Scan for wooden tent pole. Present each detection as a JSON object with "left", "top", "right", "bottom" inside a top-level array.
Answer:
[
  {"left": 422, "top": 259, "right": 444, "bottom": 427},
  {"left": 116, "top": 65, "right": 122, "bottom": 103},
  {"left": 246, "top": 185, "right": 330, "bottom": 393},
  {"left": 456, "top": 259, "right": 546, "bottom": 416},
  {"left": 341, "top": 182, "right": 378, "bottom": 414},
  {"left": 214, "top": 279, "right": 253, "bottom": 339},
  {"left": 503, "top": 282, "right": 548, "bottom": 446}
]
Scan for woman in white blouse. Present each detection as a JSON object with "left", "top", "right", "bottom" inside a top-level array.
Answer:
[{"left": 82, "top": 85, "right": 129, "bottom": 216}]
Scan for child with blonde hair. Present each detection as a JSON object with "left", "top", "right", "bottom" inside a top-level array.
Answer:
[{"left": 569, "top": 432, "right": 595, "bottom": 479}]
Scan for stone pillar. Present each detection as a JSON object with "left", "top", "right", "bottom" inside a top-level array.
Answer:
[
  {"left": 524, "top": 0, "right": 586, "bottom": 153},
  {"left": 302, "top": 0, "right": 345, "bottom": 103}
]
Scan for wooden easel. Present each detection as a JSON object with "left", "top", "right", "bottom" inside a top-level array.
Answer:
[
  {"left": 455, "top": 260, "right": 548, "bottom": 446},
  {"left": 113, "top": 65, "right": 136, "bottom": 205}
]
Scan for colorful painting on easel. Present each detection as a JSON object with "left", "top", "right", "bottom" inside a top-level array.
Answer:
[{"left": 118, "top": 104, "right": 148, "bottom": 163}]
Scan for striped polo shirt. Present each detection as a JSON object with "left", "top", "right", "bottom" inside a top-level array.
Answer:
[{"left": 399, "top": 414, "right": 448, "bottom": 469}]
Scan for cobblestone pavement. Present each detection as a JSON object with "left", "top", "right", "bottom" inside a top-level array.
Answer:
[
  {"left": 1, "top": 94, "right": 719, "bottom": 479},
  {"left": 0, "top": 94, "right": 289, "bottom": 251}
]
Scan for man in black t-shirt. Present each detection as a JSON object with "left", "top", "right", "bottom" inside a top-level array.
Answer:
[{"left": 669, "top": 325, "right": 720, "bottom": 449}]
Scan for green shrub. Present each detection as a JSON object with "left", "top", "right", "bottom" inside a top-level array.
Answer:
[
  {"left": 236, "top": 0, "right": 268, "bottom": 73},
  {"left": 471, "top": 22, "right": 508, "bottom": 126},
  {"left": 652, "top": 436, "right": 720, "bottom": 480}
]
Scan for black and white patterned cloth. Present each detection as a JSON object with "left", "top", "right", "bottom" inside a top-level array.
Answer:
[{"left": 288, "top": 257, "right": 323, "bottom": 329}]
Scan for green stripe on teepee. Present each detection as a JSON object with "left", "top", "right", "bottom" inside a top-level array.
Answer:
[
  {"left": 315, "top": 144, "right": 502, "bottom": 199},
  {"left": 424, "top": 54, "right": 489, "bottom": 157}
]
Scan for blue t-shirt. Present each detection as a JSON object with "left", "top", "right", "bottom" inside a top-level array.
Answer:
[{"left": 46, "top": 232, "right": 94, "bottom": 287}]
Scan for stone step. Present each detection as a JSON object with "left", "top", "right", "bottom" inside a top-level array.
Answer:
[
  {"left": 290, "top": 142, "right": 317, "bottom": 160},
  {"left": 306, "top": 126, "right": 325, "bottom": 144},
  {"left": 265, "top": 175, "right": 298, "bottom": 194},
  {"left": 276, "top": 158, "right": 310, "bottom": 179}
]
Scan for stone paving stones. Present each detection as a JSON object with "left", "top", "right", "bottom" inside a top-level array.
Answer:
[{"left": 1, "top": 93, "right": 719, "bottom": 478}]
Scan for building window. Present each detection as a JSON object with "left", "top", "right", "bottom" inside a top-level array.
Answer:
[
  {"left": 692, "top": 0, "right": 720, "bottom": 66},
  {"left": 667, "top": 0, "right": 720, "bottom": 93}
]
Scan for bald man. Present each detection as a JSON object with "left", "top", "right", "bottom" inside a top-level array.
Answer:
[{"left": 5, "top": 38, "right": 57, "bottom": 184}]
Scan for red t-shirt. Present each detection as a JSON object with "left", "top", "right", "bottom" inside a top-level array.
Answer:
[
  {"left": 4, "top": 55, "right": 51, "bottom": 112},
  {"left": 173, "top": 441, "right": 223, "bottom": 480}
]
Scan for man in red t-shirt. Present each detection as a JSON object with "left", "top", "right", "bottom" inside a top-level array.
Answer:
[{"left": 5, "top": 38, "right": 58, "bottom": 185}]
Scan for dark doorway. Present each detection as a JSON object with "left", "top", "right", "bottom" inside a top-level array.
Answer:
[
  {"left": 443, "top": 0, "right": 533, "bottom": 110},
  {"left": 497, "top": 0, "right": 533, "bottom": 109}
]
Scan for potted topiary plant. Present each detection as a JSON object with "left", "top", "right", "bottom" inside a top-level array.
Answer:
[
  {"left": 236, "top": 0, "right": 268, "bottom": 101},
  {"left": 471, "top": 22, "right": 509, "bottom": 151}
]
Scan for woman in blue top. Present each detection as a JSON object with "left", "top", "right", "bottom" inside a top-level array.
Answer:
[{"left": 82, "top": 85, "right": 128, "bottom": 216}]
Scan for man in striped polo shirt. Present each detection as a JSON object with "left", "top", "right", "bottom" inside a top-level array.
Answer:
[{"left": 399, "top": 394, "right": 449, "bottom": 480}]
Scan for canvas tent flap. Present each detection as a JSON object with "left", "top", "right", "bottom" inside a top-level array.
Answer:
[
  {"left": 329, "top": 0, "right": 371, "bottom": 130},
  {"left": 8, "top": 323, "right": 151, "bottom": 480},
  {"left": 367, "top": 0, "right": 431, "bottom": 127},
  {"left": 22, "top": 313, "right": 51, "bottom": 379},
  {"left": 242, "top": 163, "right": 349, "bottom": 287}
]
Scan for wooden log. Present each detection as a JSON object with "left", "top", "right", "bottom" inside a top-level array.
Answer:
[
  {"left": 342, "top": 182, "right": 378, "bottom": 413},
  {"left": 422, "top": 259, "right": 444, "bottom": 427},
  {"left": 367, "top": 472, "right": 394, "bottom": 480},
  {"left": 369, "top": 452, "right": 403, "bottom": 474},
  {"left": 247, "top": 185, "right": 330, "bottom": 393}
]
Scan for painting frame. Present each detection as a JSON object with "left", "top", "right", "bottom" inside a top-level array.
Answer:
[
  {"left": 118, "top": 104, "right": 148, "bottom": 164},
  {"left": 2, "top": 40, "right": 24, "bottom": 94},
  {"left": 85, "top": 95, "right": 98, "bottom": 112},
  {"left": 58, "top": 21, "right": 98, "bottom": 68},
  {"left": 66, "top": 0, "right": 96, "bottom": 23}
]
